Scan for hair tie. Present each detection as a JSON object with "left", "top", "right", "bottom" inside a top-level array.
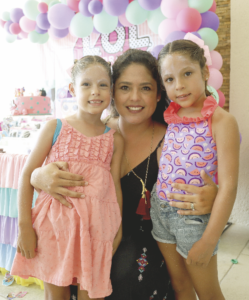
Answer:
[{"left": 74, "top": 59, "right": 78, "bottom": 65}]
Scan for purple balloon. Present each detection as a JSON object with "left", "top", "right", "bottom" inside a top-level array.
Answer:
[
  {"left": 164, "top": 31, "right": 186, "bottom": 45},
  {"left": 117, "top": 20, "right": 122, "bottom": 27},
  {"left": 10, "top": 8, "right": 24, "bottom": 23},
  {"left": 79, "top": 0, "right": 92, "bottom": 17},
  {"left": 88, "top": 0, "right": 103, "bottom": 15},
  {"left": 50, "top": 26, "right": 69, "bottom": 38},
  {"left": 48, "top": 4, "right": 75, "bottom": 30},
  {"left": 151, "top": 44, "right": 164, "bottom": 59},
  {"left": 4, "top": 20, "right": 13, "bottom": 35},
  {"left": 200, "top": 11, "right": 220, "bottom": 31},
  {"left": 35, "top": 25, "right": 47, "bottom": 34},
  {"left": 103, "top": 0, "right": 129, "bottom": 16},
  {"left": 192, "top": 31, "right": 202, "bottom": 39},
  {"left": 37, "top": 13, "right": 50, "bottom": 30},
  {"left": 92, "top": 27, "right": 100, "bottom": 34},
  {"left": 138, "top": 0, "right": 161, "bottom": 10}
]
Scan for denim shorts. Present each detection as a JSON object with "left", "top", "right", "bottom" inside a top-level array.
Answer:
[{"left": 150, "top": 184, "right": 219, "bottom": 259}]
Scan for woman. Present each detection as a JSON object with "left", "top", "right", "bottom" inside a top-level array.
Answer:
[{"left": 31, "top": 50, "right": 218, "bottom": 300}]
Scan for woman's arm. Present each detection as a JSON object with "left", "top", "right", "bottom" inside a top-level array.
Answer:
[{"left": 110, "top": 132, "right": 124, "bottom": 256}]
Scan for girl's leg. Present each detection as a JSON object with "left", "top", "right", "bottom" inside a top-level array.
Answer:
[
  {"left": 157, "top": 242, "right": 197, "bottom": 300},
  {"left": 184, "top": 255, "right": 225, "bottom": 300},
  {"left": 77, "top": 285, "right": 104, "bottom": 300},
  {"left": 44, "top": 282, "right": 71, "bottom": 300}
]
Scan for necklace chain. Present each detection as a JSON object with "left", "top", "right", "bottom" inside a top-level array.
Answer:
[{"left": 117, "top": 119, "right": 154, "bottom": 188}]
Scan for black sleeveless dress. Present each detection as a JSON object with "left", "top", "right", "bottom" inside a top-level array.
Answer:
[{"left": 106, "top": 141, "right": 174, "bottom": 300}]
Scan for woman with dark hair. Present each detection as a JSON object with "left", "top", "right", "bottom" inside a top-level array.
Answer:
[{"left": 30, "top": 49, "right": 218, "bottom": 300}]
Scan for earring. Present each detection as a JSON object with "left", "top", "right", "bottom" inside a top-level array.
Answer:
[{"left": 157, "top": 99, "right": 160, "bottom": 102}]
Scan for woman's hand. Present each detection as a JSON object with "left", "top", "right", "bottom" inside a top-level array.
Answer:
[
  {"left": 168, "top": 170, "right": 218, "bottom": 215},
  {"left": 17, "top": 225, "right": 37, "bottom": 259},
  {"left": 31, "top": 162, "right": 88, "bottom": 208}
]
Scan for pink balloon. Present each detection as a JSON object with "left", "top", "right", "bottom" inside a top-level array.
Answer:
[
  {"left": 38, "top": 2, "right": 48, "bottom": 13},
  {"left": 9, "top": 23, "right": 21, "bottom": 35},
  {"left": 158, "top": 19, "right": 179, "bottom": 43},
  {"left": 0, "top": 19, "right": 6, "bottom": 28},
  {"left": 217, "top": 90, "right": 225, "bottom": 107},
  {"left": 209, "top": 0, "right": 216, "bottom": 13},
  {"left": 67, "top": 0, "right": 80, "bottom": 12},
  {"left": 176, "top": 8, "right": 202, "bottom": 33},
  {"left": 208, "top": 68, "right": 223, "bottom": 90},
  {"left": 119, "top": 12, "right": 132, "bottom": 27},
  {"left": 19, "top": 16, "right": 36, "bottom": 33},
  {"left": 161, "top": 0, "right": 188, "bottom": 19},
  {"left": 210, "top": 51, "right": 223, "bottom": 70},
  {"left": 19, "top": 30, "right": 29, "bottom": 39}
]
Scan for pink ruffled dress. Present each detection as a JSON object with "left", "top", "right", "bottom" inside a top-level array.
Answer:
[{"left": 11, "top": 120, "right": 122, "bottom": 298}]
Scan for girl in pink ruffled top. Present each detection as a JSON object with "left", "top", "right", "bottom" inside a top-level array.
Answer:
[
  {"left": 150, "top": 38, "right": 240, "bottom": 300},
  {"left": 11, "top": 56, "right": 123, "bottom": 300}
]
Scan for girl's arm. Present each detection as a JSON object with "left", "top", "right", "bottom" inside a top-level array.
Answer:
[
  {"left": 17, "top": 119, "right": 57, "bottom": 259},
  {"left": 187, "top": 108, "right": 240, "bottom": 266},
  {"left": 110, "top": 132, "right": 124, "bottom": 256}
]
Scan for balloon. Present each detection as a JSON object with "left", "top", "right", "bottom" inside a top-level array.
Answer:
[
  {"left": 210, "top": 51, "right": 223, "bottom": 70},
  {"left": 88, "top": 0, "right": 103, "bottom": 15},
  {"left": 217, "top": 90, "right": 225, "bottom": 107},
  {"left": 119, "top": 12, "right": 132, "bottom": 27},
  {"left": 19, "top": 30, "right": 29, "bottom": 39},
  {"left": 38, "top": 2, "right": 48, "bottom": 13},
  {"left": 0, "top": 19, "right": 6, "bottom": 28},
  {"left": 164, "top": 31, "right": 186, "bottom": 45},
  {"left": 20, "top": 16, "right": 36, "bottom": 33},
  {"left": 176, "top": 8, "right": 202, "bottom": 33},
  {"left": 67, "top": 0, "right": 80, "bottom": 12},
  {"left": 9, "top": 23, "right": 22, "bottom": 35},
  {"left": 158, "top": 19, "right": 179, "bottom": 43},
  {"left": 36, "top": 13, "right": 50, "bottom": 30},
  {"left": 209, "top": 0, "right": 217, "bottom": 13},
  {"left": 6, "top": 34, "right": 17, "bottom": 43},
  {"left": 126, "top": 1, "right": 148, "bottom": 25},
  {"left": 207, "top": 85, "right": 219, "bottom": 103},
  {"left": 208, "top": 68, "right": 223, "bottom": 90},
  {"left": 49, "top": 26, "right": 69, "bottom": 38},
  {"left": 192, "top": 31, "right": 201, "bottom": 39},
  {"left": 188, "top": 0, "right": 213, "bottom": 13},
  {"left": 4, "top": 20, "right": 13, "bottom": 34},
  {"left": 79, "top": 0, "right": 92, "bottom": 17},
  {"left": 10, "top": 8, "right": 24, "bottom": 23},
  {"left": 24, "top": 0, "right": 39, "bottom": 21},
  {"left": 200, "top": 11, "right": 219, "bottom": 31},
  {"left": 1, "top": 11, "right": 10, "bottom": 21},
  {"left": 93, "top": 9, "right": 118, "bottom": 34},
  {"left": 43, "top": 0, "right": 55, "bottom": 4},
  {"left": 151, "top": 45, "right": 164, "bottom": 59},
  {"left": 35, "top": 24, "right": 47, "bottom": 34},
  {"left": 70, "top": 13, "right": 93, "bottom": 38},
  {"left": 38, "top": 32, "right": 49, "bottom": 43},
  {"left": 147, "top": 7, "right": 166, "bottom": 34},
  {"left": 28, "top": 30, "right": 40, "bottom": 43},
  {"left": 161, "top": 0, "right": 188, "bottom": 19},
  {"left": 48, "top": 4, "right": 74, "bottom": 29},
  {"left": 198, "top": 28, "right": 219, "bottom": 51},
  {"left": 138, "top": 0, "right": 161, "bottom": 10},
  {"left": 49, "top": 1, "right": 60, "bottom": 8},
  {"left": 103, "top": 0, "right": 129, "bottom": 16}
]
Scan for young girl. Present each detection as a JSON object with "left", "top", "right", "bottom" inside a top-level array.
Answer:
[
  {"left": 11, "top": 56, "right": 123, "bottom": 300},
  {"left": 150, "top": 38, "right": 240, "bottom": 300}
]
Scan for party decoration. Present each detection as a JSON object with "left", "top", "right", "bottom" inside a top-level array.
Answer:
[
  {"left": 70, "top": 13, "right": 93, "bottom": 38},
  {"left": 192, "top": 31, "right": 201, "bottom": 39},
  {"left": 4, "top": 21, "right": 13, "bottom": 34},
  {"left": 200, "top": 11, "right": 219, "bottom": 31},
  {"left": 217, "top": 90, "right": 225, "bottom": 108},
  {"left": 158, "top": 19, "right": 179, "bottom": 43},
  {"left": 138, "top": 0, "right": 161, "bottom": 11},
  {"left": 0, "top": 19, "right": 6, "bottom": 28},
  {"left": 35, "top": 24, "right": 47, "bottom": 34},
  {"left": 119, "top": 12, "right": 132, "bottom": 27},
  {"left": 6, "top": 34, "right": 17, "bottom": 43},
  {"left": 208, "top": 68, "right": 223, "bottom": 90},
  {"left": 10, "top": 8, "right": 24, "bottom": 23},
  {"left": 164, "top": 31, "right": 186, "bottom": 45},
  {"left": 147, "top": 7, "right": 166, "bottom": 34},
  {"left": 67, "top": 0, "right": 80, "bottom": 12},
  {"left": 161, "top": 0, "right": 188, "bottom": 19},
  {"left": 126, "top": 1, "right": 148, "bottom": 25},
  {"left": 79, "top": 0, "right": 92, "bottom": 17},
  {"left": 36, "top": 13, "right": 50, "bottom": 30},
  {"left": 38, "top": 32, "right": 49, "bottom": 43},
  {"left": 23, "top": 0, "right": 40, "bottom": 21},
  {"left": 176, "top": 8, "right": 202, "bottom": 32},
  {"left": 188, "top": 0, "right": 213, "bottom": 13},
  {"left": 49, "top": 26, "right": 69, "bottom": 38},
  {"left": 20, "top": 16, "right": 36, "bottom": 33},
  {"left": 207, "top": 85, "right": 219, "bottom": 103},
  {"left": 38, "top": 2, "right": 48, "bottom": 13},
  {"left": 209, "top": 0, "right": 217, "bottom": 13},
  {"left": 93, "top": 9, "right": 118, "bottom": 34},
  {"left": 9, "top": 23, "right": 21, "bottom": 35},
  {"left": 1, "top": 11, "right": 10, "bottom": 21},
  {"left": 19, "top": 30, "right": 29, "bottom": 39},
  {"left": 48, "top": 4, "right": 74, "bottom": 29},
  {"left": 151, "top": 44, "right": 164, "bottom": 59},
  {"left": 49, "top": 1, "right": 60, "bottom": 8},
  {"left": 210, "top": 51, "right": 223, "bottom": 70},
  {"left": 28, "top": 30, "right": 40, "bottom": 43},
  {"left": 103, "top": 0, "right": 129, "bottom": 16},
  {"left": 88, "top": 0, "right": 103, "bottom": 15},
  {"left": 198, "top": 28, "right": 218, "bottom": 51}
]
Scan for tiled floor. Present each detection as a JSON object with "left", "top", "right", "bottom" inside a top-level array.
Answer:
[{"left": 0, "top": 224, "right": 249, "bottom": 300}]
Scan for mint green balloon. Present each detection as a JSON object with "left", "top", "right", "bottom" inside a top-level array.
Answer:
[
  {"left": 147, "top": 7, "right": 166, "bottom": 34},
  {"left": 207, "top": 85, "right": 219, "bottom": 104},
  {"left": 94, "top": 9, "right": 118, "bottom": 34},
  {"left": 126, "top": 1, "right": 148, "bottom": 25},
  {"left": 2, "top": 11, "right": 10, "bottom": 21},
  {"left": 38, "top": 33, "right": 49, "bottom": 44},
  {"left": 24, "top": 0, "right": 39, "bottom": 21},
  {"left": 28, "top": 31, "right": 40, "bottom": 43},
  {"left": 188, "top": 0, "right": 213, "bottom": 13},
  {"left": 198, "top": 28, "right": 219, "bottom": 51},
  {"left": 44, "top": 0, "right": 55, "bottom": 4},
  {"left": 60, "top": 0, "right": 67, "bottom": 3},
  {"left": 6, "top": 34, "right": 17, "bottom": 43},
  {"left": 70, "top": 14, "right": 93, "bottom": 38},
  {"left": 49, "top": 1, "right": 60, "bottom": 8}
]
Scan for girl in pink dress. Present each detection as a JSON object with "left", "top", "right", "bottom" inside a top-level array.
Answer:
[
  {"left": 150, "top": 37, "right": 240, "bottom": 300},
  {"left": 11, "top": 56, "right": 123, "bottom": 300}
]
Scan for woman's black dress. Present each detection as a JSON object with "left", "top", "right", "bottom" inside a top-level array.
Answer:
[{"left": 106, "top": 143, "right": 174, "bottom": 300}]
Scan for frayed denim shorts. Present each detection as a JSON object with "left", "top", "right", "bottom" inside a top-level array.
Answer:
[{"left": 150, "top": 183, "right": 219, "bottom": 259}]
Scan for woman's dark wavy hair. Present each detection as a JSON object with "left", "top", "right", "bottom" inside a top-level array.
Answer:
[{"left": 110, "top": 49, "right": 170, "bottom": 125}]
